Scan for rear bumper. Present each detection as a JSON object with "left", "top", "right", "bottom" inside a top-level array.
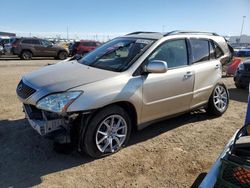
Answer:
[
  {"left": 12, "top": 48, "right": 21, "bottom": 55},
  {"left": 234, "top": 71, "right": 250, "bottom": 87}
]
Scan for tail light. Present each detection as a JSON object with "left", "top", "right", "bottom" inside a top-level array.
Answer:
[
  {"left": 12, "top": 40, "right": 19, "bottom": 48},
  {"left": 12, "top": 43, "right": 17, "bottom": 48}
]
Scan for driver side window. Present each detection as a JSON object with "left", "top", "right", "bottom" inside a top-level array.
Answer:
[
  {"left": 148, "top": 39, "right": 188, "bottom": 68},
  {"left": 41, "top": 40, "right": 52, "bottom": 47}
]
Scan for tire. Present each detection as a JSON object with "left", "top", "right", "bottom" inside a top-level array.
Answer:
[
  {"left": 82, "top": 105, "right": 132, "bottom": 158},
  {"left": 206, "top": 83, "right": 229, "bottom": 116},
  {"left": 21, "top": 50, "right": 32, "bottom": 60},
  {"left": 58, "top": 51, "right": 68, "bottom": 60}
]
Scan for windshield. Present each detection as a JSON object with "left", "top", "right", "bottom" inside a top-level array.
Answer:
[{"left": 78, "top": 38, "right": 154, "bottom": 72}]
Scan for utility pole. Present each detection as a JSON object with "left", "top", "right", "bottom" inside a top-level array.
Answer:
[
  {"left": 240, "top": 16, "right": 246, "bottom": 43},
  {"left": 66, "top": 26, "right": 69, "bottom": 41}
]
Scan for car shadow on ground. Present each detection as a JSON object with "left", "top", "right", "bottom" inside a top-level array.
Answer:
[
  {"left": 0, "top": 110, "right": 214, "bottom": 187},
  {"left": 228, "top": 87, "right": 248, "bottom": 103}
]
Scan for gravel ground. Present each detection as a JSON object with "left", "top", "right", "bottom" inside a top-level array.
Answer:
[{"left": 0, "top": 58, "right": 248, "bottom": 187}]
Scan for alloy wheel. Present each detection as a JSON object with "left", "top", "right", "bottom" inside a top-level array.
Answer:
[
  {"left": 213, "top": 85, "right": 228, "bottom": 112},
  {"left": 95, "top": 115, "right": 127, "bottom": 153}
]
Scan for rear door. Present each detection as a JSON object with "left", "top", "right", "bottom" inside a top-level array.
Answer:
[
  {"left": 189, "top": 38, "right": 223, "bottom": 109},
  {"left": 141, "top": 39, "right": 195, "bottom": 123}
]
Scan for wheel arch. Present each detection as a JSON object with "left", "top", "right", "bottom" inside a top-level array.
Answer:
[
  {"left": 77, "top": 101, "right": 138, "bottom": 133},
  {"left": 57, "top": 50, "right": 68, "bottom": 57},
  {"left": 21, "top": 49, "right": 33, "bottom": 55},
  {"left": 75, "top": 101, "right": 138, "bottom": 154}
]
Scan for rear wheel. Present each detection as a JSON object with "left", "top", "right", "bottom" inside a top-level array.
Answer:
[
  {"left": 206, "top": 83, "right": 229, "bottom": 116},
  {"left": 21, "top": 50, "right": 32, "bottom": 60},
  {"left": 58, "top": 51, "right": 68, "bottom": 60},
  {"left": 82, "top": 105, "right": 131, "bottom": 158}
]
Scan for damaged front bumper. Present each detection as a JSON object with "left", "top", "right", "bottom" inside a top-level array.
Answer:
[{"left": 23, "top": 104, "right": 71, "bottom": 142}]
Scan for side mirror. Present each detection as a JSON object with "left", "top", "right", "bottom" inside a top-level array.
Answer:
[{"left": 144, "top": 60, "right": 168, "bottom": 73}]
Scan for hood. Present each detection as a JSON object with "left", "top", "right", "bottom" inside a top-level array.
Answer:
[{"left": 23, "top": 60, "right": 118, "bottom": 92}]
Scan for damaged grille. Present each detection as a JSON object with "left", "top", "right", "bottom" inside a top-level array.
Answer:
[
  {"left": 24, "top": 104, "right": 61, "bottom": 120},
  {"left": 16, "top": 80, "right": 36, "bottom": 99}
]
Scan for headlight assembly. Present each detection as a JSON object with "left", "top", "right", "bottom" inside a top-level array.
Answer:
[{"left": 36, "top": 91, "right": 82, "bottom": 113}]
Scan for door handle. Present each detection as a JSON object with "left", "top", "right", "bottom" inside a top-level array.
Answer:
[
  {"left": 215, "top": 64, "right": 220, "bottom": 69},
  {"left": 184, "top": 71, "right": 193, "bottom": 79}
]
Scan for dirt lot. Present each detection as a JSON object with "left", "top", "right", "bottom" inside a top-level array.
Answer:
[{"left": 0, "top": 58, "right": 249, "bottom": 187}]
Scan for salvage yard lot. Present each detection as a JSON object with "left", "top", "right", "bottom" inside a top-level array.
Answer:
[{"left": 0, "top": 58, "right": 248, "bottom": 187}]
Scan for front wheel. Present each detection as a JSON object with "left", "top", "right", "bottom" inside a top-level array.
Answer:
[
  {"left": 82, "top": 105, "right": 131, "bottom": 158},
  {"left": 206, "top": 83, "right": 229, "bottom": 116},
  {"left": 58, "top": 51, "right": 68, "bottom": 60}
]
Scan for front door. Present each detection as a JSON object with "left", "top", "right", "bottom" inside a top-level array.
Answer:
[
  {"left": 37, "top": 40, "right": 57, "bottom": 57},
  {"left": 141, "top": 39, "right": 195, "bottom": 123}
]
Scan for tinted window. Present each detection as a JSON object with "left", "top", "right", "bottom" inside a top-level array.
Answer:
[
  {"left": 41, "top": 40, "right": 52, "bottom": 47},
  {"left": 190, "top": 39, "right": 209, "bottom": 63},
  {"left": 209, "top": 41, "right": 215, "bottom": 59},
  {"left": 214, "top": 42, "right": 223, "bottom": 58},
  {"left": 148, "top": 39, "right": 188, "bottom": 68},
  {"left": 82, "top": 42, "right": 92, "bottom": 46},
  {"left": 32, "top": 39, "right": 40, "bottom": 45},
  {"left": 22, "top": 39, "right": 33, "bottom": 44},
  {"left": 0, "top": 39, "right": 10, "bottom": 44}
]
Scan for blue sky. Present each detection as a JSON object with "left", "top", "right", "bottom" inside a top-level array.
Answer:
[{"left": 0, "top": 0, "right": 249, "bottom": 38}]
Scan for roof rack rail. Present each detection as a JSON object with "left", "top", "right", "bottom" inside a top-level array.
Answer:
[
  {"left": 164, "top": 30, "right": 219, "bottom": 36},
  {"left": 126, "top": 31, "right": 160, "bottom": 35}
]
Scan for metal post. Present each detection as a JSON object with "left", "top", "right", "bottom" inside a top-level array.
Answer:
[
  {"left": 66, "top": 26, "right": 69, "bottom": 41},
  {"left": 240, "top": 16, "right": 246, "bottom": 43}
]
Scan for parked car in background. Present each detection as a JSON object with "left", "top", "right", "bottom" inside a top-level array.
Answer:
[
  {"left": 226, "top": 58, "right": 242, "bottom": 76},
  {"left": 12, "top": 37, "right": 69, "bottom": 60},
  {"left": 0, "top": 45, "right": 4, "bottom": 56},
  {"left": 234, "top": 59, "right": 250, "bottom": 89},
  {"left": 68, "top": 41, "right": 80, "bottom": 56},
  {"left": 69, "top": 40, "right": 101, "bottom": 56},
  {"left": 16, "top": 31, "right": 232, "bottom": 158},
  {"left": 56, "top": 41, "right": 70, "bottom": 50},
  {"left": 0, "top": 36, "right": 17, "bottom": 54},
  {"left": 236, "top": 48, "right": 250, "bottom": 57}
]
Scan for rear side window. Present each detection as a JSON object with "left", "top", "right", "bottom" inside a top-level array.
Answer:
[
  {"left": 82, "top": 42, "right": 92, "bottom": 46},
  {"left": 190, "top": 39, "right": 209, "bottom": 63},
  {"left": 41, "top": 40, "right": 52, "bottom": 46},
  {"left": 32, "top": 39, "right": 40, "bottom": 45},
  {"left": 22, "top": 39, "right": 33, "bottom": 44},
  {"left": 213, "top": 42, "right": 224, "bottom": 58},
  {"left": 209, "top": 41, "right": 215, "bottom": 59}
]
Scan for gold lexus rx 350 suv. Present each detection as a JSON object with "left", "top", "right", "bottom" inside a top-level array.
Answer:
[{"left": 17, "top": 31, "right": 232, "bottom": 158}]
